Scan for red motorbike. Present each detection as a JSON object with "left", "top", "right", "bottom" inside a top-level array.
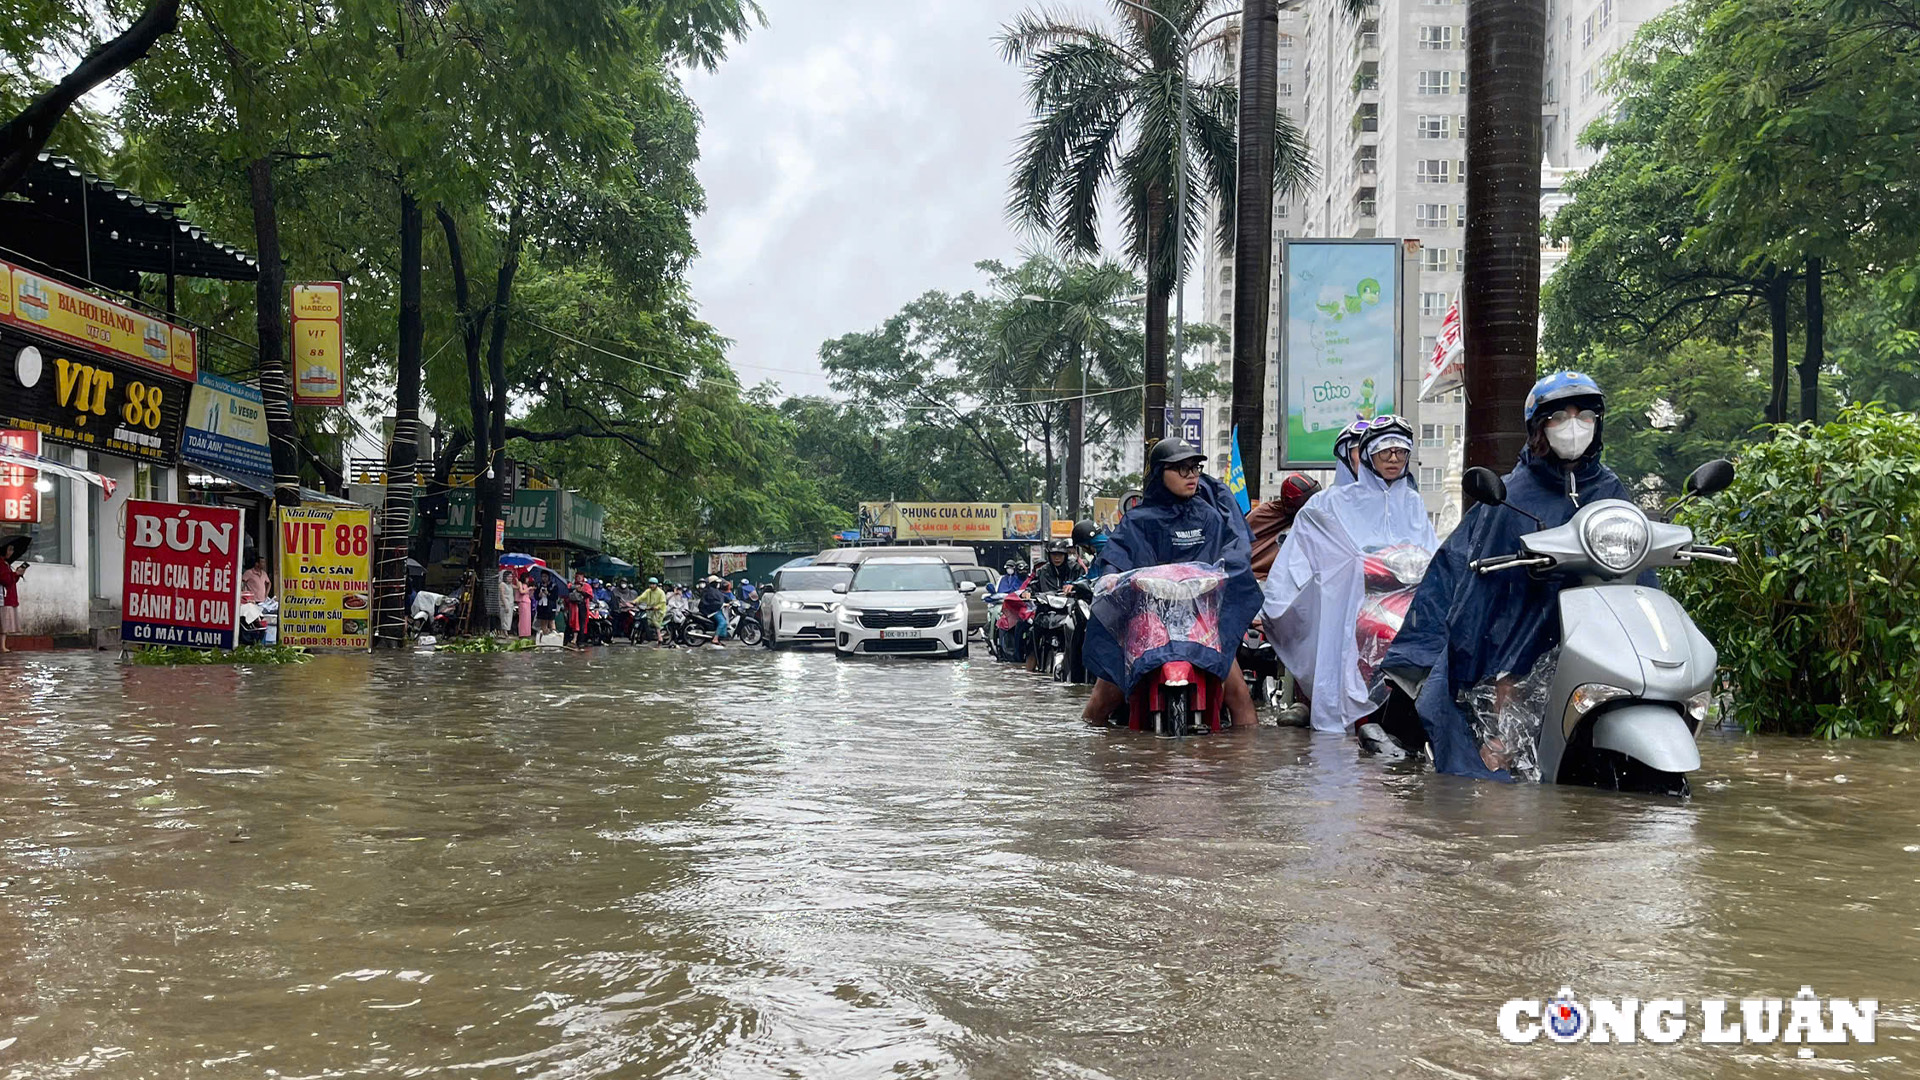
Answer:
[{"left": 1096, "top": 563, "right": 1233, "bottom": 737}]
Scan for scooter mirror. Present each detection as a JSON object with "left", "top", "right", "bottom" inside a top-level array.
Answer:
[
  {"left": 1463, "top": 466, "right": 1508, "bottom": 507},
  {"left": 1684, "top": 459, "right": 1736, "bottom": 498}
]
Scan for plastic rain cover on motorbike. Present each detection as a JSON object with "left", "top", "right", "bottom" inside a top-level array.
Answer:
[
  {"left": 1262, "top": 468, "right": 1438, "bottom": 732},
  {"left": 1084, "top": 469, "right": 1262, "bottom": 695},
  {"left": 1090, "top": 563, "right": 1228, "bottom": 694},
  {"left": 1356, "top": 544, "right": 1433, "bottom": 687},
  {"left": 1461, "top": 648, "right": 1559, "bottom": 781}
]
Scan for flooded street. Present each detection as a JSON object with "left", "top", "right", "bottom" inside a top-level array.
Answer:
[{"left": 2, "top": 647, "right": 1917, "bottom": 1078}]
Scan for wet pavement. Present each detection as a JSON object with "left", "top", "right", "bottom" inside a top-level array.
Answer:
[{"left": 1, "top": 646, "right": 1916, "bottom": 1078}]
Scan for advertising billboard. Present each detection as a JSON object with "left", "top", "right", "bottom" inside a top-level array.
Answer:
[
  {"left": 857, "top": 502, "right": 1046, "bottom": 542},
  {"left": 121, "top": 500, "right": 243, "bottom": 649},
  {"left": 279, "top": 504, "right": 373, "bottom": 649},
  {"left": 291, "top": 282, "right": 345, "bottom": 407},
  {"left": 1280, "top": 239, "right": 1403, "bottom": 467},
  {"left": 182, "top": 372, "right": 272, "bottom": 478}
]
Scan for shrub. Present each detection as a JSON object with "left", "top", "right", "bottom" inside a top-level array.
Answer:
[
  {"left": 129, "top": 644, "right": 312, "bottom": 666},
  {"left": 1668, "top": 404, "right": 1920, "bottom": 737}
]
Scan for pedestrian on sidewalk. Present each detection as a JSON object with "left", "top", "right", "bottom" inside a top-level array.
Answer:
[
  {"left": 0, "top": 539, "right": 26, "bottom": 653},
  {"left": 514, "top": 570, "right": 533, "bottom": 638}
]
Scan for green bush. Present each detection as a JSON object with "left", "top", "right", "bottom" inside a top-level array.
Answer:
[
  {"left": 431, "top": 635, "right": 538, "bottom": 654},
  {"left": 1668, "top": 404, "right": 1920, "bottom": 737},
  {"left": 129, "top": 644, "right": 313, "bottom": 666}
]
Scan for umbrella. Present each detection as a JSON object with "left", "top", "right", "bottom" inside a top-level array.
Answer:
[
  {"left": 1, "top": 535, "right": 27, "bottom": 564},
  {"left": 499, "top": 553, "right": 547, "bottom": 568}
]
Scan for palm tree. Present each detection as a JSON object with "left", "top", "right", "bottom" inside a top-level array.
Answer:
[
  {"left": 995, "top": 257, "right": 1144, "bottom": 517},
  {"left": 1001, "top": 0, "right": 1309, "bottom": 446},
  {"left": 1232, "top": 0, "right": 1279, "bottom": 499},
  {"left": 1462, "top": 0, "right": 1548, "bottom": 472}
]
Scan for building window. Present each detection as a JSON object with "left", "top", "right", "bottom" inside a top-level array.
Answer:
[
  {"left": 1418, "top": 70, "right": 1458, "bottom": 95},
  {"left": 1421, "top": 424, "right": 1444, "bottom": 448},
  {"left": 1358, "top": 145, "right": 1377, "bottom": 174},
  {"left": 1417, "top": 113, "right": 1454, "bottom": 139},
  {"left": 1276, "top": 81, "right": 1294, "bottom": 96},
  {"left": 1356, "top": 102, "right": 1379, "bottom": 131},
  {"left": 1278, "top": 57, "right": 1294, "bottom": 76},
  {"left": 1448, "top": 388, "right": 1466, "bottom": 403},
  {"left": 1415, "top": 203, "right": 1446, "bottom": 228},
  {"left": 1276, "top": 203, "right": 1289, "bottom": 219},
  {"left": 1580, "top": 68, "right": 1593, "bottom": 99},
  {"left": 1417, "top": 158, "right": 1454, "bottom": 184},
  {"left": 1601, "top": 0, "right": 1614, "bottom": 26},
  {"left": 1422, "top": 248, "right": 1453, "bottom": 272},
  {"left": 1421, "top": 291, "right": 1451, "bottom": 317},
  {"left": 1582, "top": 14, "right": 1595, "bottom": 46},
  {"left": 25, "top": 446, "right": 71, "bottom": 565},
  {"left": 1420, "top": 467, "right": 1443, "bottom": 488},
  {"left": 1421, "top": 335, "right": 1438, "bottom": 357},
  {"left": 1456, "top": 202, "right": 1467, "bottom": 223},
  {"left": 1278, "top": 32, "right": 1295, "bottom": 47},
  {"left": 1418, "top": 25, "right": 1456, "bottom": 49}
]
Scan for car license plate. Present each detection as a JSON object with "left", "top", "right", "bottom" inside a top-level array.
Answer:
[{"left": 880, "top": 629, "right": 922, "bottom": 640}]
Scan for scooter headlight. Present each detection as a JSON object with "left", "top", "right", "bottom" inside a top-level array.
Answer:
[
  {"left": 1685, "top": 690, "right": 1712, "bottom": 724},
  {"left": 1571, "top": 683, "right": 1632, "bottom": 716},
  {"left": 1582, "top": 506, "right": 1651, "bottom": 572}
]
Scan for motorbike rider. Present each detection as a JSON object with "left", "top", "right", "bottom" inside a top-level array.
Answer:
[
  {"left": 1027, "top": 540, "right": 1083, "bottom": 596},
  {"left": 1080, "top": 439, "right": 1264, "bottom": 729},
  {"left": 1070, "top": 519, "right": 1107, "bottom": 575},
  {"left": 1261, "top": 416, "right": 1440, "bottom": 734},
  {"left": 993, "top": 560, "right": 1032, "bottom": 662},
  {"left": 1376, "top": 372, "right": 1654, "bottom": 777},
  {"left": 994, "top": 560, "right": 1027, "bottom": 596},
  {"left": 1247, "top": 472, "right": 1323, "bottom": 580},
  {"left": 635, "top": 577, "right": 668, "bottom": 642},
  {"left": 1331, "top": 418, "right": 1372, "bottom": 486}
]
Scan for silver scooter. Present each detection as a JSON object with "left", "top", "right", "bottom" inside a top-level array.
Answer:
[{"left": 1460, "top": 459, "right": 1737, "bottom": 796}]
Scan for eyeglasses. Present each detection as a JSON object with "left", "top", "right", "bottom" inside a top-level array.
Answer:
[
  {"left": 1546, "top": 407, "right": 1600, "bottom": 425},
  {"left": 1373, "top": 448, "right": 1411, "bottom": 462},
  {"left": 1165, "top": 462, "right": 1202, "bottom": 477}
]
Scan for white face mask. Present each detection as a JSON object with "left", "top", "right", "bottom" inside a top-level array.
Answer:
[{"left": 1546, "top": 416, "right": 1596, "bottom": 460}]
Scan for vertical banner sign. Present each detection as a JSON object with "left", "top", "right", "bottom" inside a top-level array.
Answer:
[
  {"left": 121, "top": 500, "right": 243, "bottom": 649},
  {"left": 279, "top": 505, "right": 373, "bottom": 649},
  {"left": 1, "top": 429, "right": 40, "bottom": 522},
  {"left": 290, "top": 282, "right": 345, "bottom": 407},
  {"left": 1227, "top": 425, "right": 1251, "bottom": 513},
  {"left": 1281, "top": 239, "right": 1402, "bottom": 467}
]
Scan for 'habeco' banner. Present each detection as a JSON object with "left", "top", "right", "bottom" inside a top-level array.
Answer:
[
  {"left": 857, "top": 502, "right": 1045, "bottom": 542},
  {"left": 121, "top": 500, "right": 243, "bottom": 649},
  {"left": 278, "top": 504, "right": 373, "bottom": 650},
  {"left": 0, "top": 259, "right": 197, "bottom": 381}
]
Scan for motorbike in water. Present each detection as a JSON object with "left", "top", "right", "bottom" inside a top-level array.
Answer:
[
  {"left": 1090, "top": 563, "right": 1233, "bottom": 737},
  {"left": 1423, "top": 460, "right": 1738, "bottom": 796},
  {"left": 1238, "top": 622, "right": 1309, "bottom": 725},
  {"left": 727, "top": 598, "right": 764, "bottom": 647},
  {"left": 667, "top": 608, "right": 719, "bottom": 648},
  {"left": 1352, "top": 543, "right": 1433, "bottom": 752},
  {"left": 1049, "top": 583, "right": 1095, "bottom": 684},
  {"left": 988, "top": 590, "right": 1032, "bottom": 663},
  {"left": 1030, "top": 591, "right": 1073, "bottom": 678}
]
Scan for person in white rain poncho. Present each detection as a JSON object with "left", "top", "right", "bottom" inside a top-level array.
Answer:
[{"left": 1261, "top": 416, "right": 1440, "bottom": 734}]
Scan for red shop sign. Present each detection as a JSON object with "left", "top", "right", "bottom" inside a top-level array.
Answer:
[
  {"left": 121, "top": 499, "right": 244, "bottom": 650},
  {"left": 1, "top": 429, "right": 39, "bottom": 522}
]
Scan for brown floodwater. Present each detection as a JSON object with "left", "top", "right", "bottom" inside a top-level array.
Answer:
[{"left": 0, "top": 647, "right": 1915, "bottom": 1078}]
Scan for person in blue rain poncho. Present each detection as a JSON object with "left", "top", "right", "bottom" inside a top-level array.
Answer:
[
  {"left": 1375, "top": 372, "right": 1657, "bottom": 780},
  {"left": 1079, "top": 439, "right": 1265, "bottom": 728},
  {"left": 1261, "top": 416, "right": 1440, "bottom": 734}
]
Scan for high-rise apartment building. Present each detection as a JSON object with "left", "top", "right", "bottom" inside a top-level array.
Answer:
[{"left": 1197, "top": 0, "right": 1671, "bottom": 532}]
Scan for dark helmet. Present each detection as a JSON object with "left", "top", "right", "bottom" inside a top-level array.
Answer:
[
  {"left": 1279, "top": 472, "right": 1322, "bottom": 511},
  {"left": 1070, "top": 519, "right": 1101, "bottom": 549},
  {"left": 1148, "top": 438, "right": 1205, "bottom": 472},
  {"left": 1046, "top": 539, "right": 1072, "bottom": 556}
]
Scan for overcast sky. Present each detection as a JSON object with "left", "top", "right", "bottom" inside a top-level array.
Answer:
[{"left": 683, "top": 0, "right": 1056, "bottom": 400}]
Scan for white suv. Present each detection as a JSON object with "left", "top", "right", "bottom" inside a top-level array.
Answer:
[{"left": 833, "top": 557, "right": 977, "bottom": 659}]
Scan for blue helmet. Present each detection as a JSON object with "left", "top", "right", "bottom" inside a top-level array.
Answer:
[{"left": 1524, "top": 371, "right": 1606, "bottom": 423}]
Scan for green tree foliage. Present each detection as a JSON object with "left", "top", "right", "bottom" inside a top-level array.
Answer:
[
  {"left": 1670, "top": 404, "right": 1920, "bottom": 738},
  {"left": 1000, "top": 0, "right": 1310, "bottom": 443}
]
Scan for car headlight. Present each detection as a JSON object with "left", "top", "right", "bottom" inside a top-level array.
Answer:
[
  {"left": 1582, "top": 505, "right": 1651, "bottom": 572},
  {"left": 836, "top": 607, "right": 858, "bottom": 624},
  {"left": 949, "top": 602, "right": 968, "bottom": 623}
]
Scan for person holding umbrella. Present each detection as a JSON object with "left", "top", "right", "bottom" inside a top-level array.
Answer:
[{"left": 1, "top": 535, "right": 28, "bottom": 653}]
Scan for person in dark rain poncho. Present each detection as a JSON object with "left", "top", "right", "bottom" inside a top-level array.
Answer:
[
  {"left": 1376, "top": 372, "right": 1657, "bottom": 779},
  {"left": 1079, "top": 439, "right": 1265, "bottom": 728}
]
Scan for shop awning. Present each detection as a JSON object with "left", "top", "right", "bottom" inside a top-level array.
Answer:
[
  {"left": 0, "top": 444, "right": 118, "bottom": 495},
  {"left": 186, "top": 463, "right": 356, "bottom": 505}
]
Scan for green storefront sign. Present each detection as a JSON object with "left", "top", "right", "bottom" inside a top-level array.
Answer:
[{"left": 431, "top": 489, "right": 603, "bottom": 547}]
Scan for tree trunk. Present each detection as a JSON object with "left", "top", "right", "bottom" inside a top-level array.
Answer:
[
  {"left": 0, "top": 0, "right": 181, "bottom": 192},
  {"left": 1041, "top": 410, "right": 1057, "bottom": 511},
  {"left": 1144, "top": 181, "right": 1171, "bottom": 447},
  {"left": 1233, "top": 0, "right": 1280, "bottom": 501},
  {"left": 1766, "top": 272, "right": 1790, "bottom": 425},
  {"left": 1800, "top": 255, "right": 1823, "bottom": 424},
  {"left": 374, "top": 188, "right": 425, "bottom": 648},
  {"left": 435, "top": 206, "right": 494, "bottom": 634},
  {"left": 476, "top": 201, "right": 525, "bottom": 616},
  {"left": 1066, "top": 340, "right": 1085, "bottom": 518},
  {"left": 247, "top": 156, "right": 304, "bottom": 508},
  {"left": 1461, "top": 0, "right": 1547, "bottom": 472}
]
